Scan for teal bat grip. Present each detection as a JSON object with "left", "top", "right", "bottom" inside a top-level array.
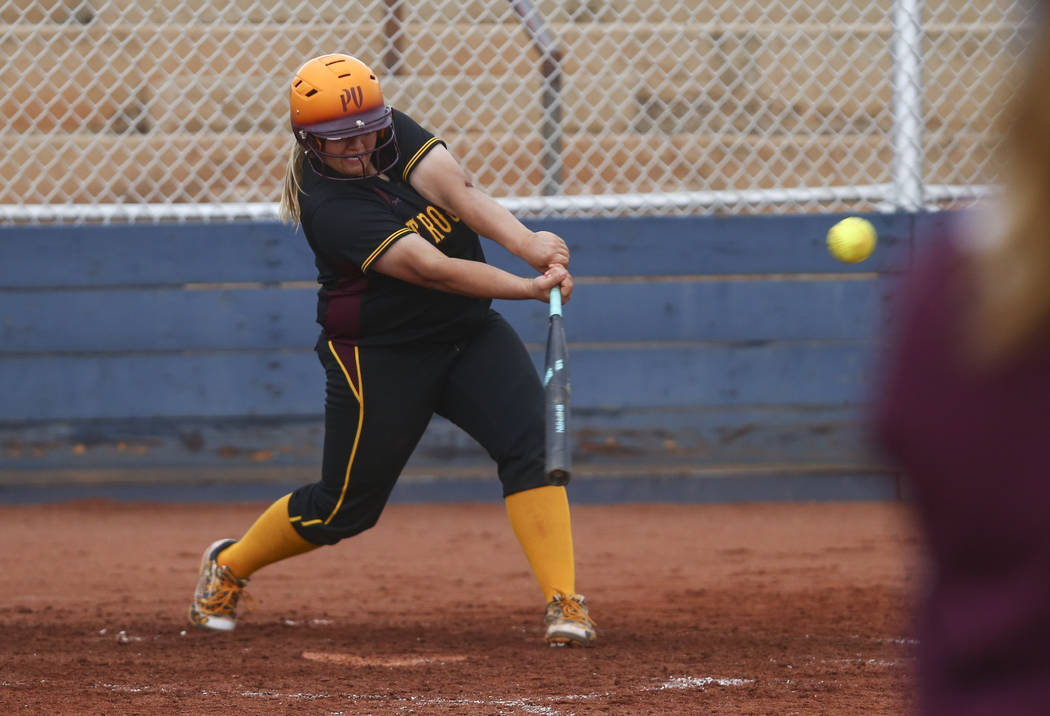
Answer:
[{"left": 549, "top": 286, "right": 563, "bottom": 317}]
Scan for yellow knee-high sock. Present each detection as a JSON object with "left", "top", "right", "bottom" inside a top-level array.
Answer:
[
  {"left": 217, "top": 494, "right": 319, "bottom": 579},
  {"left": 505, "top": 485, "right": 575, "bottom": 603}
]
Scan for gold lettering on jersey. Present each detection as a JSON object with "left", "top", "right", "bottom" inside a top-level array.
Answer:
[
  {"left": 415, "top": 212, "right": 440, "bottom": 241},
  {"left": 426, "top": 206, "right": 452, "bottom": 233},
  {"left": 404, "top": 205, "right": 459, "bottom": 244}
]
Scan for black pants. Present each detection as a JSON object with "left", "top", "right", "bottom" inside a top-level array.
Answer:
[{"left": 288, "top": 311, "right": 548, "bottom": 545}]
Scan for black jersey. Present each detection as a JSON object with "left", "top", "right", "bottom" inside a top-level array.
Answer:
[{"left": 299, "top": 109, "right": 491, "bottom": 346}]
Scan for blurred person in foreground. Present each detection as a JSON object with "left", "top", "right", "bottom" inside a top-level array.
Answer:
[{"left": 873, "top": 8, "right": 1050, "bottom": 715}]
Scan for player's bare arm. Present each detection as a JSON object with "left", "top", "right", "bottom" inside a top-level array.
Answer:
[
  {"left": 371, "top": 231, "right": 572, "bottom": 302},
  {"left": 408, "top": 145, "right": 570, "bottom": 272}
]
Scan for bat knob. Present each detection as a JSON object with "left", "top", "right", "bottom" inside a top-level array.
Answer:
[{"left": 546, "top": 469, "right": 570, "bottom": 486}]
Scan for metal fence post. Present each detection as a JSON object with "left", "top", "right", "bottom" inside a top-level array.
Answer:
[{"left": 891, "top": 0, "right": 924, "bottom": 211}]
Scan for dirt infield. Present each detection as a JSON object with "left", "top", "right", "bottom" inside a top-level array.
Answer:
[{"left": 0, "top": 499, "right": 919, "bottom": 714}]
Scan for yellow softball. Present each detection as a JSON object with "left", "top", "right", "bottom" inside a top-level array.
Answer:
[{"left": 826, "top": 217, "right": 877, "bottom": 264}]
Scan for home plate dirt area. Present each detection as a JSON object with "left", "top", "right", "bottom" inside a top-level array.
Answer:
[{"left": 0, "top": 500, "right": 919, "bottom": 714}]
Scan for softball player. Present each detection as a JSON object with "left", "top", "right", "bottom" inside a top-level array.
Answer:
[{"left": 189, "top": 53, "right": 596, "bottom": 647}]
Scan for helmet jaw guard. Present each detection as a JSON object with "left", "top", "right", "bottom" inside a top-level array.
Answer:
[
  {"left": 294, "top": 114, "right": 400, "bottom": 181},
  {"left": 289, "top": 54, "right": 400, "bottom": 180}
]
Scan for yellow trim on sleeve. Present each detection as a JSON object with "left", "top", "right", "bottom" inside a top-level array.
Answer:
[
  {"left": 324, "top": 341, "right": 365, "bottom": 525},
  {"left": 402, "top": 137, "right": 444, "bottom": 182},
  {"left": 361, "top": 227, "right": 412, "bottom": 272}
]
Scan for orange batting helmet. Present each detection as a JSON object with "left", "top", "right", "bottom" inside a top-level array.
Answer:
[{"left": 289, "top": 54, "right": 397, "bottom": 178}]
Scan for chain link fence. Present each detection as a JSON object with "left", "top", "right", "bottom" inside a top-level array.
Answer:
[{"left": 0, "top": 0, "right": 1034, "bottom": 223}]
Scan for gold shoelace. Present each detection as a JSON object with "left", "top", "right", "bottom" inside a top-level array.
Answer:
[
  {"left": 552, "top": 592, "right": 596, "bottom": 626},
  {"left": 198, "top": 566, "right": 256, "bottom": 615}
]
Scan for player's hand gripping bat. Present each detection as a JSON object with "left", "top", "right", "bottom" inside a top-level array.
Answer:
[{"left": 544, "top": 285, "right": 571, "bottom": 485}]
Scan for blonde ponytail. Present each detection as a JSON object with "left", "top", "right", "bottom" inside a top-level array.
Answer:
[
  {"left": 968, "top": 19, "right": 1050, "bottom": 366},
  {"left": 278, "top": 142, "right": 305, "bottom": 226}
]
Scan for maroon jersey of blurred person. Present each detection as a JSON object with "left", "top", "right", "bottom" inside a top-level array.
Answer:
[{"left": 874, "top": 219, "right": 1050, "bottom": 715}]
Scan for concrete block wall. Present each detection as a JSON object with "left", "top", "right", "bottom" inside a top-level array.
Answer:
[{"left": 0, "top": 211, "right": 960, "bottom": 500}]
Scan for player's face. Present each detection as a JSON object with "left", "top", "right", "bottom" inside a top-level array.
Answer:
[{"left": 321, "top": 132, "right": 378, "bottom": 176}]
